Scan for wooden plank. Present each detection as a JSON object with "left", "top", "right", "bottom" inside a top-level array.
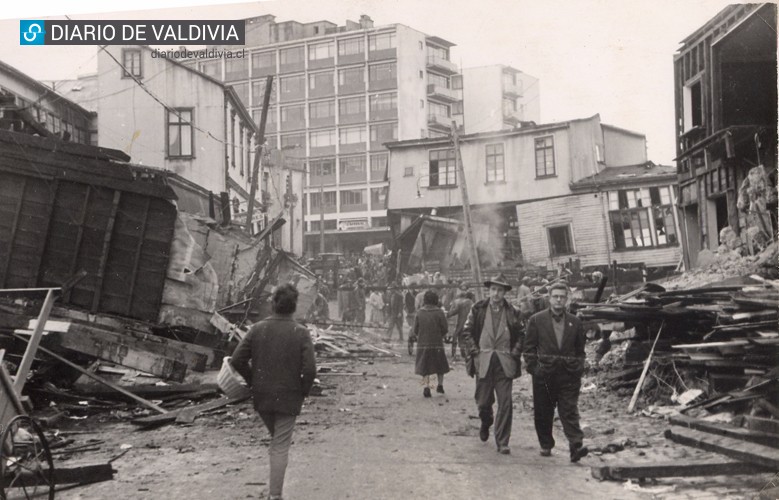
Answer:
[
  {"left": 665, "top": 427, "right": 779, "bottom": 469},
  {"left": 1, "top": 177, "right": 26, "bottom": 288},
  {"left": 13, "top": 337, "right": 167, "bottom": 414},
  {"left": 92, "top": 190, "right": 121, "bottom": 312},
  {"left": 591, "top": 460, "right": 773, "bottom": 481},
  {"left": 669, "top": 415, "right": 779, "bottom": 448},
  {"left": 628, "top": 321, "right": 664, "bottom": 413},
  {"left": 126, "top": 196, "right": 150, "bottom": 316},
  {"left": 1, "top": 462, "right": 114, "bottom": 486},
  {"left": 12, "top": 289, "right": 56, "bottom": 395},
  {"left": 742, "top": 416, "right": 779, "bottom": 435},
  {"left": 74, "top": 383, "right": 218, "bottom": 399},
  {"left": 131, "top": 395, "right": 249, "bottom": 427},
  {"left": 51, "top": 329, "right": 190, "bottom": 382},
  {"left": 31, "top": 179, "right": 57, "bottom": 286},
  {"left": 64, "top": 184, "right": 91, "bottom": 304}
]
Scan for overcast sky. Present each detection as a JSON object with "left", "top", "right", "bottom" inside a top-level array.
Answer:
[{"left": 0, "top": 0, "right": 738, "bottom": 164}]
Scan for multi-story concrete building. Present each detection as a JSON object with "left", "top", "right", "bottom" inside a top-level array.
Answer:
[
  {"left": 386, "top": 114, "right": 682, "bottom": 274},
  {"left": 95, "top": 45, "right": 305, "bottom": 253},
  {"left": 187, "top": 14, "right": 466, "bottom": 255},
  {"left": 461, "top": 65, "right": 539, "bottom": 134},
  {"left": 673, "top": 3, "right": 777, "bottom": 268},
  {"left": 0, "top": 60, "right": 95, "bottom": 145}
]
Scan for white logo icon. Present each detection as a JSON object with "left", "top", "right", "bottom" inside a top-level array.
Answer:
[{"left": 23, "top": 23, "right": 43, "bottom": 42}]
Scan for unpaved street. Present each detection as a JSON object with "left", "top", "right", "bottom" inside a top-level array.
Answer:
[{"left": 56, "top": 334, "right": 772, "bottom": 500}]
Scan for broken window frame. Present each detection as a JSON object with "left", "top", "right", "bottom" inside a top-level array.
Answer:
[
  {"left": 428, "top": 149, "right": 457, "bottom": 187},
  {"left": 608, "top": 186, "right": 678, "bottom": 250}
]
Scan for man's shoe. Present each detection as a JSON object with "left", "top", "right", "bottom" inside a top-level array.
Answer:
[
  {"left": 423, "top": 387, "right": 431, "bottom": 398},
  {"left": 479, "top": 421, "right": 490, "bottom": 442},
  {"left": 436, "top": 385, "right": 445, "bottom": 394},
  {"left": 539, "top": 448, "right": 552, "bottom": 457},
  {"left": 498, "top": 446, "right": 511, "bottom": 455},
  {"left": 570, "top": 445, "right": 589, "bottom": 463}
]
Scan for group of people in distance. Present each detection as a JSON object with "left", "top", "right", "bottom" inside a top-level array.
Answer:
[{"left": 230, "top": 274, "right": 588, "bottom": 500}]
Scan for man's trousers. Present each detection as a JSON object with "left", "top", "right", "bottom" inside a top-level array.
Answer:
[
  {"left": 531, "top": 371, "right": 584, "bottom": 451},
  {"left": 475, "top": 354, "right": 513, "bottom": 448}
]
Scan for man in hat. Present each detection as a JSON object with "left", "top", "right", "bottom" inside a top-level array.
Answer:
[
  {"left": 461, "top": 274, "right": 524, "bottom": 454},
  {"left": 446, "top": 282, "right": 474, "bottom": 359},
  {"left": 523, "top": 281, "right": 589, "bottom": 462}
]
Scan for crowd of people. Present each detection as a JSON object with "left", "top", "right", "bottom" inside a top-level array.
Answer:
[{"left": 231, "top": 275, "right": 589, "bottom": 499}]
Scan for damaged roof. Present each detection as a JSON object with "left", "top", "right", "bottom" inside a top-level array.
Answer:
[{"left": 571, "top": 161, "right": 676, "bottom": 190}]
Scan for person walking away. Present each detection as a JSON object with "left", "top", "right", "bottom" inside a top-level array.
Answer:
[
  {"left": 385, "top": 285, "right": 405, "bottom": 342},
  {"left": 446, "top": 283, "right": 474, "bottom": 359},
  {"left": 231, "top": 284, "right": 317, "bottom": 500},
  {"left": 461, "top": 274, "right": 524, "bottom": 455},
  {"left": 413, "top": 290, "right": 450, "bottom": 397},
  {"left": 369, "top": 289, "right": 385, "bottom": 325},
  {"left": 523, "top": 281, "right": 589, "bottom": 462},
  {"left": 354, "top": 278, "right": 367, "bottom": 325}
]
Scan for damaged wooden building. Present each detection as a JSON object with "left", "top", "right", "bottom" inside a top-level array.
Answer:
[{"left": 673, "top": 3, "right": 777, "bottom": 268}]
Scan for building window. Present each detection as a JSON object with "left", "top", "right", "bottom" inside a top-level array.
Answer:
[
  {"left": 167, "top": 109, "right": 193, "bottom": 158},
  {"left": 452, "top": 101, "right": 464, "bottom": 115},
  {"left": 310, "top": 129, "right": 336, "bottom": 147},
  {"left": 535, "top": 136, "right": 555, "bottom": 177},
  {"left": 311, "top": 191, "right": 336, "bottom": 210},
  {"left": 338, "top": 66, "right": 364, "bottom": 86},
  {"left": 429, "top": 149, "right": 456, "bottom": 187},
  {"left": 608, "top": 186, "right": 677, "bottom": 249},
  {"left": 547, "top": 225, "right": 574, "bottom": 256},
  {"left": 404, "top": 166, "right": 414, "bottom": 177},
  {"left": 368, "top": 62, "right": 396, "bottom": 83},
  {"left": 370, "top": 123, "right": 397, "bottom": 145},
  {"left": 683, "top": 80, "right": 703, "bottom": 131},
  {"left": 339, "top": 126, "right": 367, "bottom": 144},
  {"left": 225, "top": 59, "right": 248, "bottom": 81},
  {"left": 232, "top": 83, "right": 249, "bottom": 107},
  {"left": 429, "top": 73, "right": 449, "bottom": 88},
  {"left": 341, "top": 189, "right": 365, "bottom": 207},
  {"left": 370, "top": 154, "right": 388, "bottom": 175},
  {"left": 428, "top": 45, "right": 449, "bottom": 61},
  {"left": 485, "top": 143, "right": 505, "bottom": 183},
  {"left": 200, "top": 60, "right": 221, "bottom": 79},
  {"left": 340, "top": 156, "right": 366, "bottom": 175},
  {"left": 310, "top": 158, "right": 335, "bottom": 177},
  {"left": 372, "top": 216, "right": 388, "bottom": 228},
  {"left": 502, "top": 97, "right": 517, "bottom": 114},
  {"left": 502, "top": 71, "right": 516, "bottom": 87},
  {"left": 280, "top": 104, "right": 305, "bottom": 124},
  {"left": 371, "top": 187, "right": 388, "bottom": 208},
  {"left": 280, "top": 74, "right": 305, "bottom": 96},
  {"left": 419, "top": 70, "right": 424, "bottom": 79},
  {"left": 309, "top": 100, "right": 335, "bottom": 119},
  {"left": 279, "top": 46, "right": 304, "bottom": 65},
  {"left": 309, "top": 41, "right": 334, "bottom": 61},
  {"left": 122, "top": 49, "right": 142, "bottom": 78},
  {"left": 252, "top": 51, "right": 275, "bottom": 71},
  {"left": 339, "top": 96, "right": 365, "bottom": 117},
  {"left": 429, "top": 101, "right": 450, "bottom": 120},
  {"left": 596, "top": 144, "right": 604, "bottom": 163},
  {"left": 280, "top": 133, "right": 305, "bottom": 150},
  {"left": 369, "top": 93, "right": 397, "bottom": 112},
  {"left": 252, "top": 79, "right": 276, "bottom": 103},
  {"left": 338, "top": 37, "right": 364, "bottom": 56},
  {"left": 309, "top": 72, "right": 334, "bottom": 91},
  {"left": 368, "top": 32, "right": 396, "bottom": 51},
  {"left": 252, "top": 107, "right": 276, "bottom": 127}
]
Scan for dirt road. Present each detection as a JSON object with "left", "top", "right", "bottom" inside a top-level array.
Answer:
[{"left": 56, "top": 335, "right": 772, "bottom": 500}]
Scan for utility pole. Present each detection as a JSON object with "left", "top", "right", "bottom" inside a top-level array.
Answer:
[
  {"left": 452, "top": 121, "right": 483, "bottom": 299},
  {"left": 245, "top": 75, "right": 274, "bottom": 234},
  {"left": 319, "top": 181, "right": 325, "bottom": 253}
]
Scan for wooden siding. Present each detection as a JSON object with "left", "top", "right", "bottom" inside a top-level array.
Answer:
[{"left": 517, "top": 193, "right": 682, "bottom": 270}]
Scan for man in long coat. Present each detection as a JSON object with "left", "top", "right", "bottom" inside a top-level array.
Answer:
[
  {"left": 523, "top": 281, "right": 589, "bottom": 462},
  {"left": 461, "top": 274, "right": 524, "bottom": 455}
]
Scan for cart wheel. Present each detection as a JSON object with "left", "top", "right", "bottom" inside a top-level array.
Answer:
[{"left": 0, "top": 415, "right": 55, "bottom": 500}]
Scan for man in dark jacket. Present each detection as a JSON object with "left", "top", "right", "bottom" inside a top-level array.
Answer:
[
  {"left": 523, "top": 281, "right": 589, "bottom": 463},
  {"left": 385, "top": 284, "right": 405, "bottom": 341},
  {"left": 461, "top": 274, "right": 524, "bottom": 455},
  {"left": 232, "top": 284, "right": 317, "bottom": 500}
]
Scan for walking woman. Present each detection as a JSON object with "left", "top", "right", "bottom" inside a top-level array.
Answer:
[{"left": 413, "top": 290, "right": 450, "bottom": 397}]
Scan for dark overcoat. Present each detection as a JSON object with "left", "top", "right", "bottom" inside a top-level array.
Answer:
[
  {"left": 413, "top": 305, "right": 450, "bottom": 376},
  {"left": 231, "top": 315, "right": 317, "bottom": 415},
  {"left": 522, "top": 308, "right": 585, "bottom": 378}
]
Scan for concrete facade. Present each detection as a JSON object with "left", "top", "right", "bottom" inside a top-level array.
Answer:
[{"left": 461, "top": 65, "right": 539, "bottom": 134}]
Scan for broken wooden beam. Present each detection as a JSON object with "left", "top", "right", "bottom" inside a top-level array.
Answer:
[
  {"left": 131, "top": 395, "right": 249, "bottom": 427},
  {"left": 740, "top": 415, "right": 779, "bottom": 435},
  {"left": 591, "top": 460, "right": 773, "bottom": 481},
  {"left": 664, "top": 427, "right": 779, "bottom": 469},
  {"left": 669, "top": 415, "right": 779, "bottom": 448},
  {"left": 73, "top": 383, "right": 219, "bottom": 400},
  {"left": 1, "top": 462, "right": 114, "bottom": 486}
]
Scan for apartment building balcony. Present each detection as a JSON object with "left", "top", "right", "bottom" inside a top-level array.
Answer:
[
  {"left": 426, "top": 56, "right": 458, "bottom": 75},
  {"left": 427, "top": 84, "right": 460, "bottom": 103},
  {"left": 502, "top": 81, "right": 522, "bottom": 98},
  {"left": 502, "top": 107, "right": 521, "bottom": 125},
  {"left": 428, "top": 113, "right": 451, "bottom": 132}
]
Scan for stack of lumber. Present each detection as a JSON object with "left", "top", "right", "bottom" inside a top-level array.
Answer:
[{"left": 311, "top": 326, "right": 398, "bottom": 358}]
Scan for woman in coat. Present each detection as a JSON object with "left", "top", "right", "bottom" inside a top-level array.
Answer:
[{"left": 413, "top": 290, "right": 450, "bottom": 397}]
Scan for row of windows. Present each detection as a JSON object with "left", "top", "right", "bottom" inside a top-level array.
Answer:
[
  {"left": 411, "top": 137, "right": 556, "bottom": 188},
  {"left": 270, "top": 122, "right": 397, "bottom": 149},
  {"left": 309, "top": 187, "right": 388, "bottom": 209},
  {"left": 308, "top": 216, "right": 388, "bottom": 232},
  {"left": 14, "top": 95, "right": 91, "bottom": 145},
  {"left": 257, "top": 92, "right": 398, "bottom": 124},
  {"left": 310, "top": 154, "right": 388, "bottom": 177}
]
